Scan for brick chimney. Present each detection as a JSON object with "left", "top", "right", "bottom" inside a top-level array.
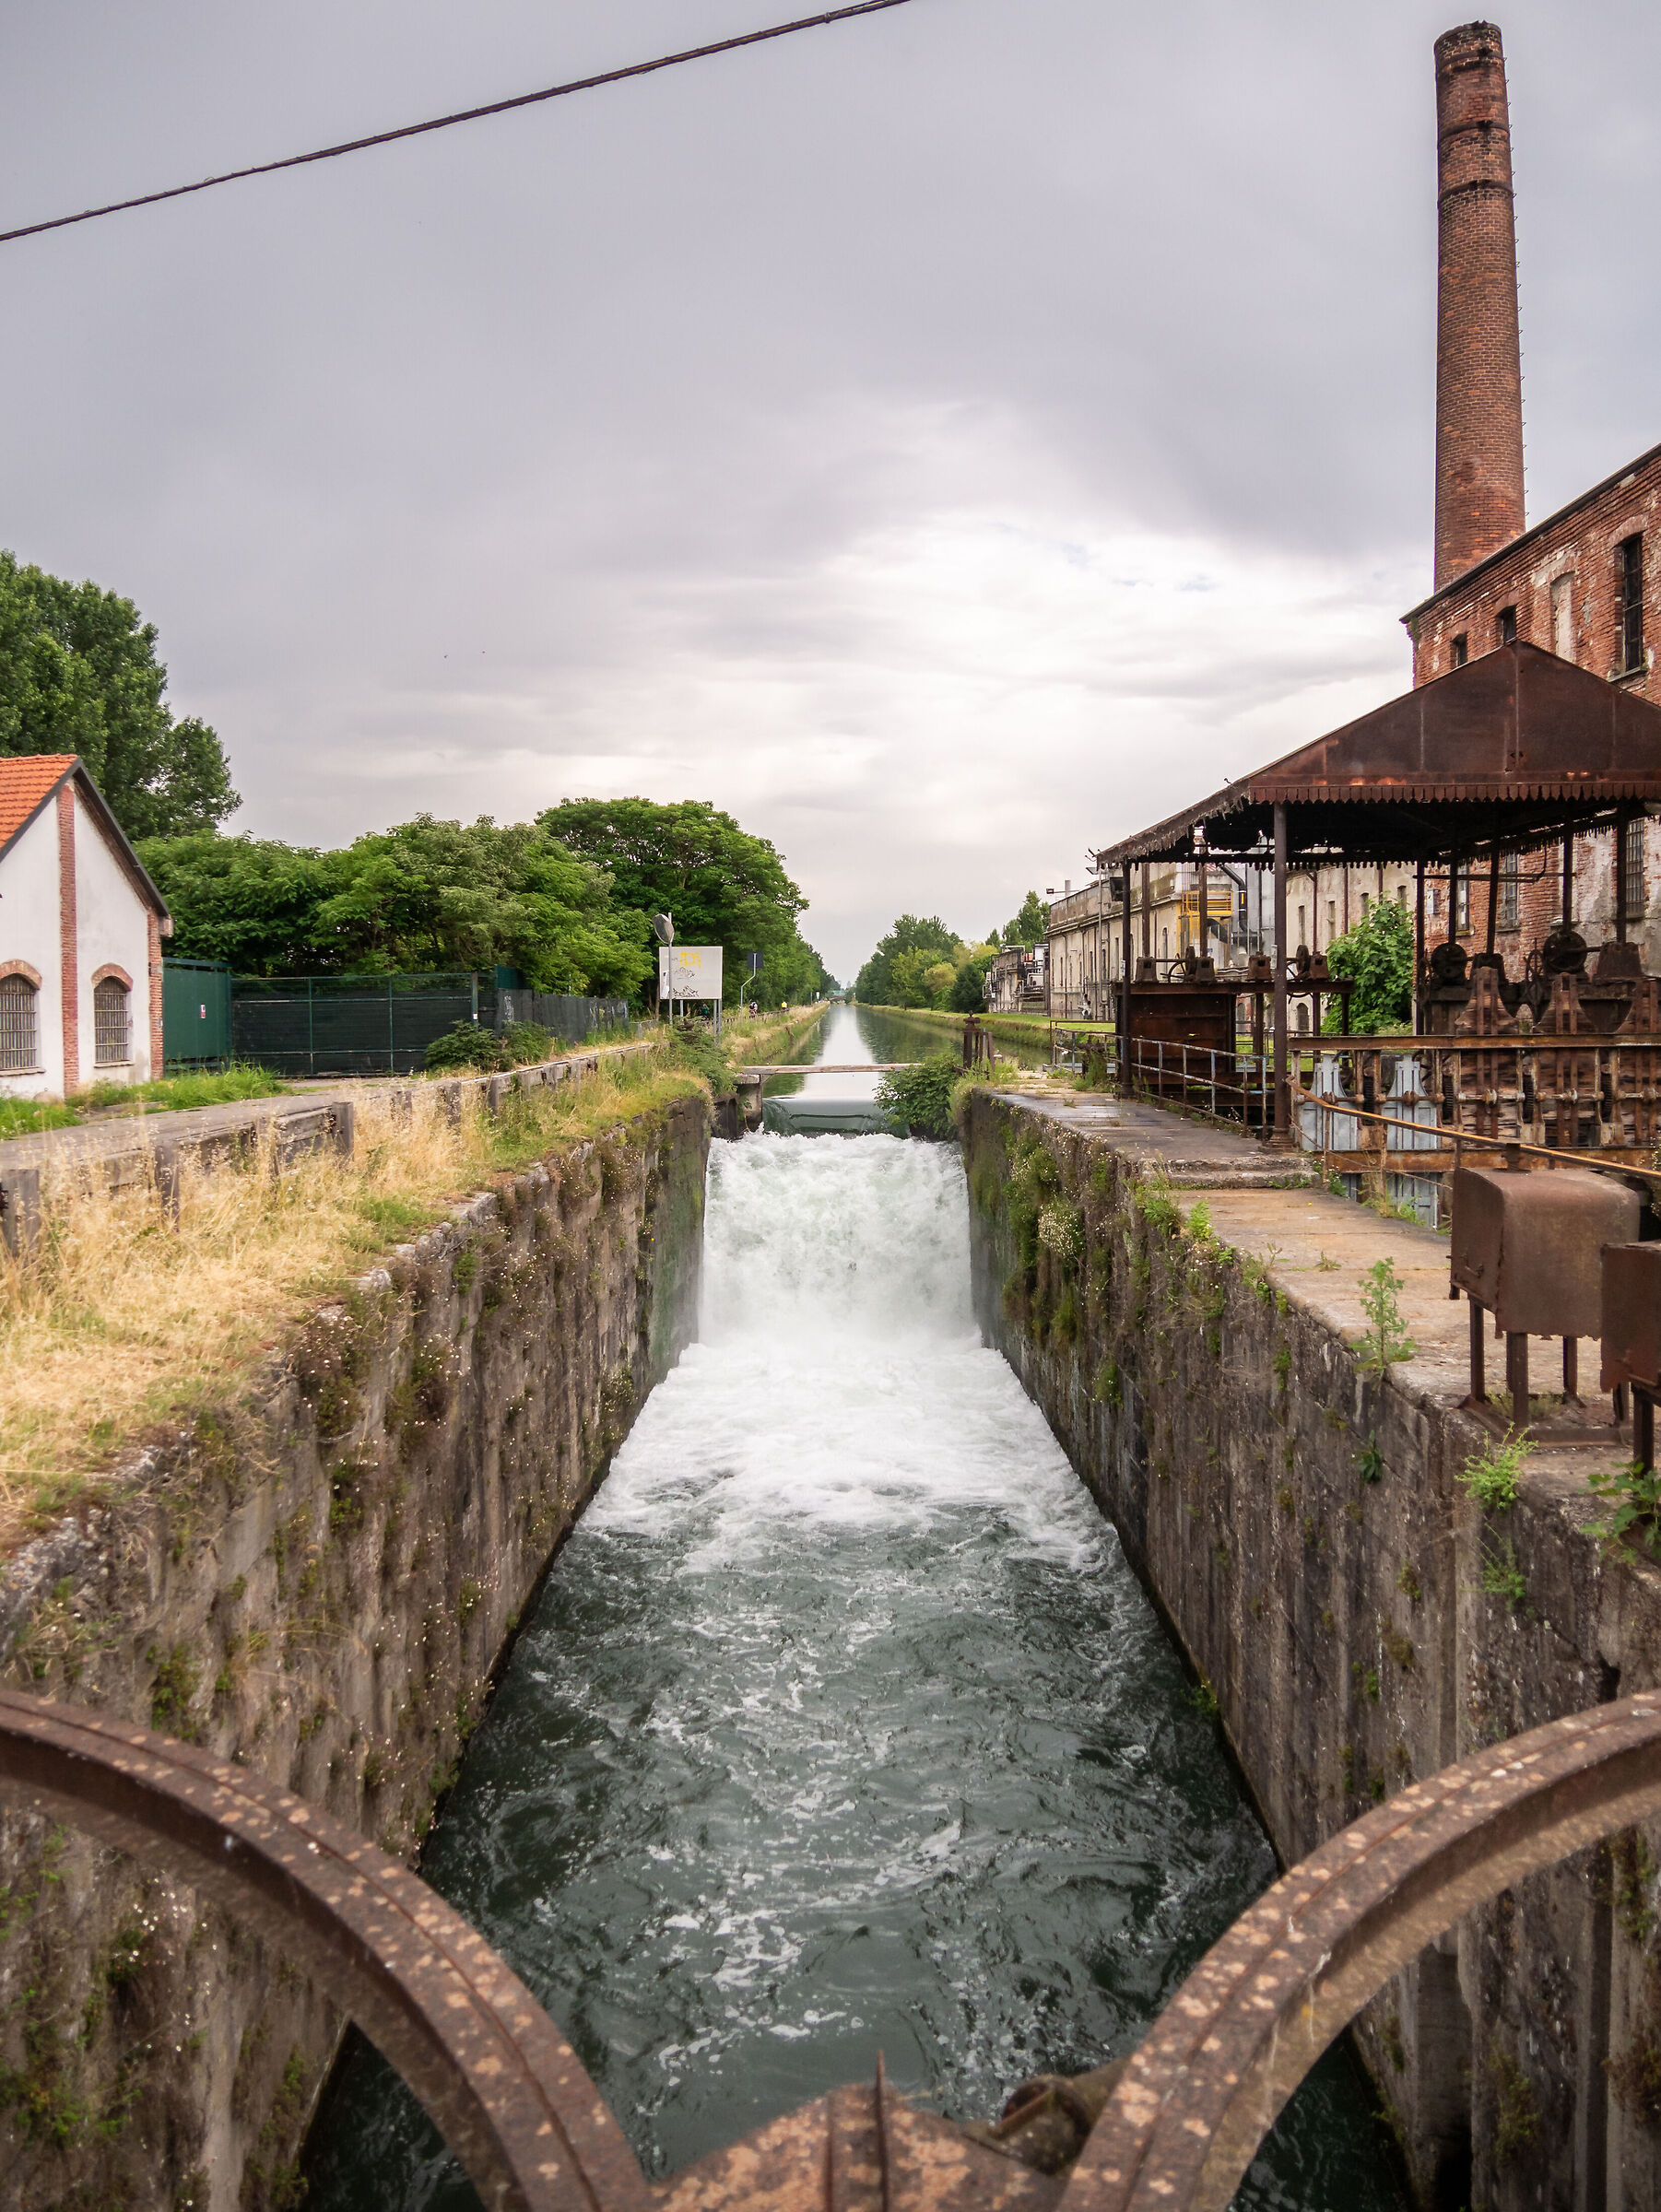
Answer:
[{"left": 1432, "top": 21, "right": 1526, "bottom": 590}]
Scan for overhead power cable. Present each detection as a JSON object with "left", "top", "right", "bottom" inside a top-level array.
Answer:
[{"left": 0, "top": 0, "right": 920, "bottom": 249}]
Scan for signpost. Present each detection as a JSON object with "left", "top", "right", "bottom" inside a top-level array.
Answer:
[{"left": 657, "top": 946, "right": 724, "bottom": 1033}]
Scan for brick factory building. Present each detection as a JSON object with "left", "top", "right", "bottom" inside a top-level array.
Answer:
[
  {"left": 1048, "top": 19, "right": 1658, "bottom": 1013},
  {"left": 1399, "top": 20, "right": 1659, "bottom": 975}
]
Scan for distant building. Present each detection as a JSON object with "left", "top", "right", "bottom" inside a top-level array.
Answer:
[
  {"left": 985, "top": 943, "right": 1045, "bottom": 1016},
  {"left": 0, "top": 754, "right": 172, "bottom": 1100},
  {"left": 1046, "top": 867, "right": 1250, "bottom": 1018}
]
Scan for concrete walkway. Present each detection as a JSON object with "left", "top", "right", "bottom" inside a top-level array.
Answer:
[{"left": 995, "top": 1086, "right": 1630, "bottom": 1476}]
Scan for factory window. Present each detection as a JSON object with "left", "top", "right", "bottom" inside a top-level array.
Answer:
[
  {"left": 1498, "top": 851, "right": 1519, "bottom": 931},
  {"left": 1428, "top": 885, "right": 1441, "bottom": 920},
  {"left": 1619, "top": 535, "right": 1645, "bottom": 675},
  {"left": 1623, "top": 818, "right": 1647, "bottom": 921},
  {"left": 1550, "top": 574, "right": 1575, "bottom": 661},
  {"left": 1454, "top": 865, "right": 1470, "bottom": 935},
  {"left": 1325, "top": 899, "right": 1337, "bottom": 942},
  {"left": 0, "top": 976, "right": 39, "bottom": 1072},
  {"left": 1396, "top": 883, "right": 1409, "bottom": 909},
  {"left": 1452, "top": 633, "right": 1468, "bottom": 668},
  {"left": 1360, "top": 892, "right": 1372, "bottom": 920},
  {"left": 1496, "top": 606, "right": 1517, "bottom": 645},
  {"left": 1296, "top": 904, "right": 1306, "bottom": 949}
]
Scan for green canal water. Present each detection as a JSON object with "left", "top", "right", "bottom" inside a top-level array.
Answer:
[{"left": 304, "top": 1012, "right": 1408, "bottom": 2210}]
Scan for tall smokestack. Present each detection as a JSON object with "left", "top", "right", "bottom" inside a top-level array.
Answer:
[{"left": 1432, "top": 21, "right": 1526, "bottom": 589}]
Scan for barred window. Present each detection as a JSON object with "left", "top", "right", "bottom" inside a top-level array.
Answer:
[
  {"left": 1496, "top": 605, "right": 1517, "bottom": 645},
  {"left": 1498, "top": 851, "right": 1519, "bottom": 931},
  {"left": 1452, "top": 633, "right": 1469, "bottom": 668},
  {"left": 1619, "top": 535, "right": 1645, "bottom": 676},
  {"left": 93, "top": 976, "right": 131, "bottom": 1065},
  {"left": 0, "top": 976, "right": 39, "bottom": 1073},
  {"left": 1623, "top": 819, "right": 1647, "bottom": 921}
]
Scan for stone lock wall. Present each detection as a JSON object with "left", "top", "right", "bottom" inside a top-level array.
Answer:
[
  {"left": 962, "top": 1089, "right": 1661, "bottom": 2212},
  {"left": 0, "top": 1091, "right": 709, "bottom": 2211}
]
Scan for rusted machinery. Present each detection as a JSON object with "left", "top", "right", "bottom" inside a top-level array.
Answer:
[
  {"left": 1449, "top": 1161, "right": 1640, "bottom": 1426},
  {"left": 1602, "top": 1241, "right": 1661, "bottom": 1473},
  {"left": 6, "top": 1688, "right": 1661, "bottom": 2211}
]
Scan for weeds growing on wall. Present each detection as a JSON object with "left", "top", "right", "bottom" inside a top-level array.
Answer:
[
  {"left": 0, "top": 1048, "right": 705, "bottom": 1543},
  {"left": 1459, "top": 1433, "right": 1534, "bottom": 1512},
  {"left": 1585, "top": 1458, "right": 1661, "bottom": 1564},
  {"left": 1355, "top": 1258, "right": 1416, "bottom": 1377}
]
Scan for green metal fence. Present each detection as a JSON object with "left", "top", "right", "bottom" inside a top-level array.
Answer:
[
  {"left": 228, "top": 974, "right": 631, "bottom": 1077},
  {"left": 162, "top": 959, "right": 232, "bottom": 1071}
]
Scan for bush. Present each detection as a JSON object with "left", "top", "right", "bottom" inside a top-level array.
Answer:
[
  {"left": 500, "top": 1022, "right": 554, "bottom": 1066},
  {"left": 423, "top": 1022, "right": 509, "bottom": 1073},
  {"left": 1323, "top": 900, "right": 1415, "bottom": 1033},
  {"left": 875, "top": 1051, "right": 960, "bottom": 1138}
]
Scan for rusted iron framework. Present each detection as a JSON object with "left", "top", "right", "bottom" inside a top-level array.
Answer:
[
  {"left": 1090, "top": 641, "right": 1661, "bottom": 1145},
  {"left": 6, "top": 1686, "right": 1661, "bottom": 2210}
]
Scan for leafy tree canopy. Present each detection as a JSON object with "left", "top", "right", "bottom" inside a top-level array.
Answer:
[
  {"left": 0, "top": 550, "right": 238, "bottom": 840},
  {"left": 1322, "top": 899, "right": 1415, "bottom": 1034},
  {"left": 538, "top": 797, "right": 807, "bottom": 1002},
  {"left": 138, "top": 816, "right": 654, "bottom": 997},
  {"left": 1000, "top": 890, "right": 1049, "bottom": 948},
  {"left": 854, "top": 914, "right": 960, "bottom": 1005}
]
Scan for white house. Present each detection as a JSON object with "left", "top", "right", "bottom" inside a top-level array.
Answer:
[{"left": 0, "top": 754, "right": 172, "bottom": 1100}]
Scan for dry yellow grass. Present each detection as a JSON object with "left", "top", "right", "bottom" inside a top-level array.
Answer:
[{"left": 0, "top": 1052, "right": 706, "bottom": 1546}]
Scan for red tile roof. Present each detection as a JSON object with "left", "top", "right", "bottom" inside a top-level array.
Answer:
[{"left": 0, "top": 754, "right": 77, "bottom": 856}]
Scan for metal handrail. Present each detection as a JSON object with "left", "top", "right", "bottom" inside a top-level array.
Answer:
[{"left": 1288, "top": 1081, "right": 1661, "bottom": 1182}]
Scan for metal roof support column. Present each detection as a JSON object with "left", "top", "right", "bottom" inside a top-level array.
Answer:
[
  {"left": 1486, "top": 844, "right": 1501, "bottom": 956},
  {"left": 1271, "top": 805, "right": 1290, "bottom": 1146},
  {"left": 1120, "top": 875, "right": 1133, "bottom": 1091},
  {"left": 1139, "top": 863, "right": 1151, "bottom": 964},
  {"left": 1414, "top": 863, "right": 1426, "bottom": 1037}
]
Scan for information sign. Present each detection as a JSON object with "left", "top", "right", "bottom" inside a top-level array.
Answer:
[{"left": 657, "top": 946, "right": 724, "bottom": 1005}]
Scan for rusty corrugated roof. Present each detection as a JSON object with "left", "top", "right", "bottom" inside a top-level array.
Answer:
[{"left": 1092, "top": 643, "right": 1661, "bottom": 868}]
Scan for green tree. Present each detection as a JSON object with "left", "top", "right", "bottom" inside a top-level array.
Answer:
[
  {"left": 140, "top": 816, "right": 654, "bottom": 995},
  {"left": 0, "top": 551, "right": 238, "bottom": 839},
  {"left": 1002, "top": 890, "right": 1049, "bottom": 947},
  {"left": 948, "top": 947, "right": 996, "bottom": 1012},
  {"left": 1323, "top": 900, "right": 1415, "bottom": 1033},
  {"left": 538, "top": 798, "right": 805, "bottom": 1003},
  {"left": 854, "top": 914, "right": 960, "bottom": 1004}
]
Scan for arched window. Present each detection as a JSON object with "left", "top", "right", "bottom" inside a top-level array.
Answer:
[
  {"left": 0, "top": 975, "right": 39, "bottom": 1072},
  {"left": 94, "top": 976, "right": 132, "bottom": 1066},
  {"left": 1296, "top": 1004, "right": 1311, "bottom": 1035}
]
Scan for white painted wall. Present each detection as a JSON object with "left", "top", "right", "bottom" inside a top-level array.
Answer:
[
  {"left": 74, "top": 785, "right": 154, "bottom": 1083},
  {"left": 0, "top": 782, "right": 159, "bottom": 1100},
  {"left": 0, "top": 804, "right": 65, "bottom": 1100}
]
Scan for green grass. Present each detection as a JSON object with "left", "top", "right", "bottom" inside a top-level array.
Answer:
[
  {"left": 87, "top": 1065, "right": 288, "bottom": 1112},
  {"left": 0, "top": 1100, "right": 78, "bottom": 1139}
]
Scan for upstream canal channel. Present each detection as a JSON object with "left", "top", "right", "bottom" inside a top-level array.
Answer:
[{"left": 305, "top": 1010, "right": 1407, "bottom": 2209}]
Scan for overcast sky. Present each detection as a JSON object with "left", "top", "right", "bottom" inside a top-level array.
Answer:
[{"left": 5, "top": 2, "right": 1660, "bottom": 981}]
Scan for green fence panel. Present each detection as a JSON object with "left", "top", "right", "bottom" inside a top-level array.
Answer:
[{"left": 162, "top": 959, "right": 232, "bottom": 1069}]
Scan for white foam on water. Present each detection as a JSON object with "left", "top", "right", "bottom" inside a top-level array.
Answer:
[{"left": 592, "top": 1134, "right": 1106, "bottom": 1573}]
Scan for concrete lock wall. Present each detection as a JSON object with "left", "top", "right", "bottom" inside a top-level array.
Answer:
[
  {"left": 0, "top": 1090, "right": 709, "bottom": 2210},
  {"left": 961, "top": 1089, "right": 1661, "bottom": 2212}
]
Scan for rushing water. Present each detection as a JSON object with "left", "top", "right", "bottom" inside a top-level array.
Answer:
[{"left": 305, "top": 1014, "right": 1406, "bottom": 2210}]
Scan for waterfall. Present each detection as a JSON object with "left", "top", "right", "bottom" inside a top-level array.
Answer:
[{"left": 305, "top": 1135, "right": 1407, "bottom": 2212}]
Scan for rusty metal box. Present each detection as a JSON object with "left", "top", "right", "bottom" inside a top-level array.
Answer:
[
  {"left": 1450, "top": 1164, "right": 1640, "bottom": 1338},
  {"left": 1601, "top": 1243, "right": 1661, "bottom": 1392}
]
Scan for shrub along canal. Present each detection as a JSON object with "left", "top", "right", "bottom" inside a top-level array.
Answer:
[{"left": 304, "top": 1012, "right": 1407, "bottom": 2209}]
